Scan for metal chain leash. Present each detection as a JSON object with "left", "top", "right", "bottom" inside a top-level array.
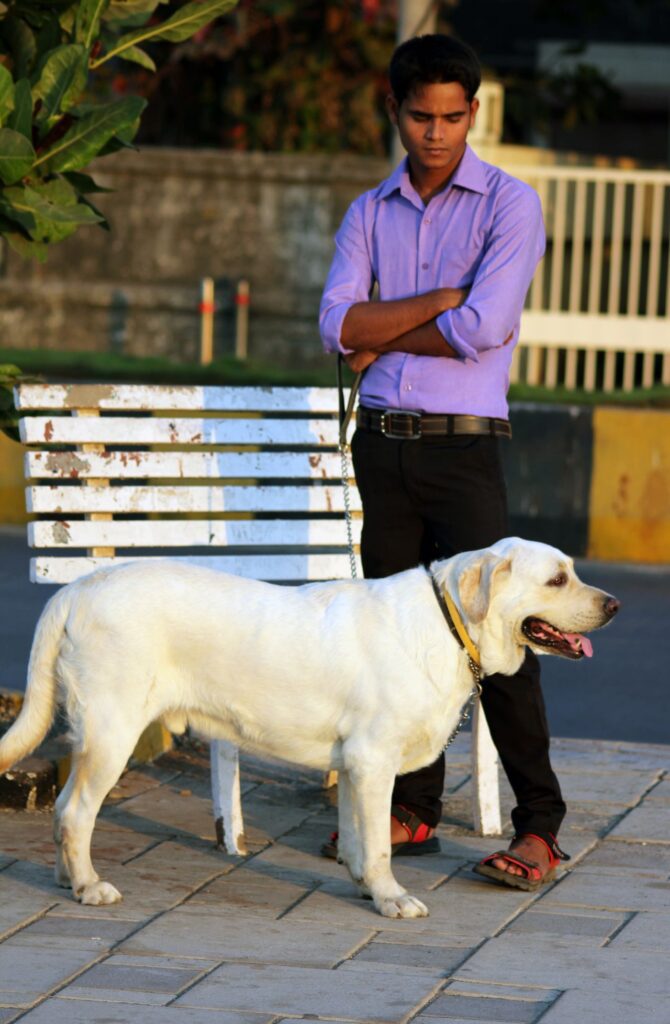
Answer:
[
  {"left": 339, "top": 439, "right": 358, "bottom": 580},
  {"left": 337, "top": 355, "right": 362, "bottom": 582},
  {"left": 443, "top": 660, "right": 483, "bottom": 752}
]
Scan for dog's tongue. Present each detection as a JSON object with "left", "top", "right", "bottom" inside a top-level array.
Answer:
[{"left": 565, "top": 632, "right": 593, "bottom": 658}]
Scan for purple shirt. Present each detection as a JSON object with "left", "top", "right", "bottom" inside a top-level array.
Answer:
[{"left": 319, "top": 145, "right": 545, "bottom": 419}]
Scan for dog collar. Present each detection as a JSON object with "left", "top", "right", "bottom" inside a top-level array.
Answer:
[{"left": 429, "top": 573, "right": 482, "bottom": 673}]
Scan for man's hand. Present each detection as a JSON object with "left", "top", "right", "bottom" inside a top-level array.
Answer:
[{"left": 345, "top": 350, "right": 379, "bottom": 373}]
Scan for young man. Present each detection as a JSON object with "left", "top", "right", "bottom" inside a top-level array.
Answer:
[{"left": 319, "top": 34, "right": 568, "bottom": 888}]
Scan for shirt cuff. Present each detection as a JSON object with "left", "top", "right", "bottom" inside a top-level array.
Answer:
[
  {"left": 320, "top": 301, "right": 356, "bottom": 356},
  {"left": 436, "top": 310, "right": 480, "bottom": 362}
]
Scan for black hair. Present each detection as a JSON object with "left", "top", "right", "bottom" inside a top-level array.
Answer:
[{"left": 389, "top": 34, "right": 481, "bottom": 105}]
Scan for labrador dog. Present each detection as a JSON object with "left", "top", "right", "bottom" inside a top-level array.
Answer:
[{"left": 0, "top": 537, "right": 618, "bottom": 918}]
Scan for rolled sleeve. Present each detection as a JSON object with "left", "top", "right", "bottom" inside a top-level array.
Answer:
[
  {"left": 437, "top": 184, "right": 545, "bottom": 359},
  {"left": 319, "top": 198, "right": 374, "bottom": 355}
]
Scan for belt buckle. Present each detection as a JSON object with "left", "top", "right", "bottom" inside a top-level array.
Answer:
[{"left": 381, "top": 409, "right": 422, "bottom": 440}]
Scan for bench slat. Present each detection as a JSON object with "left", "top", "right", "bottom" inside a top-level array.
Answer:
[
  {"left": 30, "top": 553, "right": 363, "bottom": 584},
  {"left": 26, "top": 450, "right": 348, "bottom": 481},
  {"left": 16, "top": 384, "right": 345, "bottom": 412},
  {"left": 27, "top": 484, "right": 363, "bottom": 514},
  {"left": 20, "top": 416, "right": 342, "bottom": 446},
  {"left": 29, "top": 519, "right": 363, "bottom": 548}
]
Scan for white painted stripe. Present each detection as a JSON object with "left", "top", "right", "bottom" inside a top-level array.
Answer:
[
  {"left": 29, "top": 518, "right": 362, "bottom": 548},
  {"left": 25, "top": 449, "right": 349, "bottom": 481},
  {"left": 20, "top": 416, "right": 343, "bottom": 446},
  {"left": 30, "top": 553, "right": 363, "bottom": 584},
  {"left": 27, "top": 484, "right": 363, "bottom": 514},
  {"left": 15, "top": 384, "right": 344, "bottom": 412}
]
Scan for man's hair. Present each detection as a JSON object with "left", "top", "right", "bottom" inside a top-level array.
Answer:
[{"left": 389, "top": 34, "right": 481, "bottom": 105}]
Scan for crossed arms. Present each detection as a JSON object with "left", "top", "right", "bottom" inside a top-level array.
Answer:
[{"left": 341, "top": 287, "right": 466, "bottom": 372}]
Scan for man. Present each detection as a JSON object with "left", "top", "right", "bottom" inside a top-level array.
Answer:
[{"left": 319, "top": 34, "right": 568, "bottom": 888}]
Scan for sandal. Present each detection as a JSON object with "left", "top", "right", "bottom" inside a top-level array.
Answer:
[
  {"left": 473, "top": 833, "right": 570, "bottom": 892},
  {"left": 321, "top": 804, "right": 441, "bottom": 860}
]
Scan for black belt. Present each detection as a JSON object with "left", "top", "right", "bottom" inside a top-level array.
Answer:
[{"left": 356, "top": 407, "right": 511, "bottom": 440}]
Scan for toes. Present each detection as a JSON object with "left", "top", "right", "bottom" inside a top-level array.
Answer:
[
  {"left": 377, "top": 894, "right": 429, "bottom": 919},
  {"left": 77, "top": 881, "right": 123, "bottom": 906}
]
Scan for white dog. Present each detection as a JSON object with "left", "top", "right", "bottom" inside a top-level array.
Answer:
[{"left": 0, "top": 538, "right": 618, "bottom": 918}]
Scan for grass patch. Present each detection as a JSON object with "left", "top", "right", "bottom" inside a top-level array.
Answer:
[{"left": 0, "top": 347, "right": 668, "bottom": 407}]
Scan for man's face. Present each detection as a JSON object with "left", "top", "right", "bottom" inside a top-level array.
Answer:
[{"left": 387, "top": 81, "right": 478, "bottom": 181}]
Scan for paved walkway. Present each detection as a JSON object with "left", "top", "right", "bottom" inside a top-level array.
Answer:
[{"left": 0, "top": 732, "right": 668, "bottom": 1023}]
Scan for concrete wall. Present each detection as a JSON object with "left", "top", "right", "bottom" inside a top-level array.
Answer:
[
  {"left": 1, "top": 403, "right": 668, "bottom": 563},
  {"left": 0, "top": 149, "right": 390, "bottom": 368}
]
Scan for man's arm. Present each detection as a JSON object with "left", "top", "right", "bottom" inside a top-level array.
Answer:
[
  {"left": 435, "top": 183, "right": 546, "bottom": 361},
  {"left": 341, "top": 287, "right": 466, "bottom": 351}
]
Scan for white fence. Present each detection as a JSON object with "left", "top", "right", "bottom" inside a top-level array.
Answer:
[{"left": 512, "top": 164, "right": 670, "bottom": 392}]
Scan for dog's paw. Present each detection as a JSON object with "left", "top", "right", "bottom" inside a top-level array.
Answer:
[
  {"left": 77, "top": 881, "right": 123, "bottom": 906},
  {"left": 376, "top": 893, "right": 429, "bottom": 919}
]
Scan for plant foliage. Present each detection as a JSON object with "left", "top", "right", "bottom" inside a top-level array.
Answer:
[{"left": 0, "top": 0, "right": 237, "bottom": 259}]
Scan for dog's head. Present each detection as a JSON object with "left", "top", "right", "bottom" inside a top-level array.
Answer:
[{"left": 434, "top": 537, "right": 619, "bottom": 677}]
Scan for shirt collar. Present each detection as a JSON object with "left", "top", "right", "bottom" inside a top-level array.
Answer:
[{"left": 375, "top": 144, "right": 490, "bottom": 204}]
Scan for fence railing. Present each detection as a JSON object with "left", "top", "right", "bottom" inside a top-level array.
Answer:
[{"left": 511, "top": 164, "right": 670, "bottom": 392}]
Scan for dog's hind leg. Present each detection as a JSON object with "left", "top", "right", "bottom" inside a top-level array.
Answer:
[
  {"left": 347, "top": 763, "right": 429, "bottom": 920},
  {"left": 54, "top": 729, "right": 138, "bottom": 906},
  {"left": 336, "top": 769, "right": 369, "bottom": 893}
]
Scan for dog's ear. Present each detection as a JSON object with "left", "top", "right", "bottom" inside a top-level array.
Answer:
[{"left": 458, "top": 554, "right": 512, "bottom": 624}]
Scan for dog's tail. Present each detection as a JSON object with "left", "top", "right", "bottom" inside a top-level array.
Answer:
[{"left": 0, "top": 585, "right": 71, "bottom": 774}]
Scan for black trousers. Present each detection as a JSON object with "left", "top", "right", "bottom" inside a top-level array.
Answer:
[{"left": 350, "top": 426, "right": 566, "bottom": 838}]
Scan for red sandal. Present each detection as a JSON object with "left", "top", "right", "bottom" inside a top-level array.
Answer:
[
  {"left": 473, "top": 833, "right": 570, "bottom": 892},
  {"left": 321, "top": 804, "right": 441, "bottom": 860}
]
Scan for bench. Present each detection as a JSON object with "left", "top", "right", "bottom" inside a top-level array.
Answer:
[{"left": 15, "top": 382, "right": 502, "bottom": 852}]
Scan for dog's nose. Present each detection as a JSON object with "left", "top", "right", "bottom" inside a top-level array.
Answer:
[{"left": 604, "top": 596, "right": 620, "bottom": 618}]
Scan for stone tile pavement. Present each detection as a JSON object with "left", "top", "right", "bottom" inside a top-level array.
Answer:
[{"left": 0, "top": 733, "right": 669, "bottom": 1023}]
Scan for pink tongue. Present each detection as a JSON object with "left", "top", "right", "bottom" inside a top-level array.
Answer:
[{"left": 565, "top": 633, "right": 593, "bottom": 658}]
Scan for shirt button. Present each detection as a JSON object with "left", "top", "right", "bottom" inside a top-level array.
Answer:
[
  {"left": 405, "top": 384, "right": 412, "bottom": 391},
  {"left": 421, "top": 262, "right": 429, "bottom": 270},
  {"left": 425, "top": 218, "right": 431, "bottom": 224}
]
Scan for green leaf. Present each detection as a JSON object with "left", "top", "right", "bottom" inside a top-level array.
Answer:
[
  {"left": 7, "top": 179, "right": 104, "bottom": 225},
  {"left": 0, "top": 191, "right": 37, "bottom": 233},
  {"left": 119, "top": 43, "right": 156, "bottom": 71},
  {"left": 8, "top": 79, "right": 33, "bottom": 138},
  {"left": 0, "top": 65, "right": 14, "bottom": 128},
  {"left": 37, "top": 95, "right": 146, "bottom": 172},
  {"left": 62, "top": 169, "right": 113, "bottom": 193},
  {"left": 103, "top": 0, "right": 169, "bottom": 25},
  {"left": 32, "top": 44, "right": 89, "bottom": 121},
  {"left": 5, "top": 229, "right": 49, "bottom": 261},
  {"left": 92, "top": 0, "right": 237, "bottom": 66},
  {"left": 0, "top": 16, "right": 37, "bottom": 78},
  {"left": 75, "top": 0, "right": 111, "bottom": 48},
  {"left": 0, "top": 128, "right": 36, "bottom": 185},
  {"left": 79, "top": 192, "right": 110, "bottom": 229}
]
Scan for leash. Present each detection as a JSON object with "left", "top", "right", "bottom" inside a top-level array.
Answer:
[
  {"left": 337, "top": 354, "right": 362, "bottom": 580},
  {"left": 429, "top": 571, "right": 483, "bottom": 751}
]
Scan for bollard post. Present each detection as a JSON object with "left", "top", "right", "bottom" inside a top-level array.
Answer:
[
  {"left": 199, "top": 277, "right": 215, "bottom": 365},
  {"left": 235, "top": 279, "right": 250, "bottom": 360}
]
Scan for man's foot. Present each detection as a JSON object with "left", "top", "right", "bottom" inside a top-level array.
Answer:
[
  {"left": 321, "top": 804, "right": 440, "bottom": 859},
  {"left": 473, "top": 833, "right": 569, "bottom": 891}
]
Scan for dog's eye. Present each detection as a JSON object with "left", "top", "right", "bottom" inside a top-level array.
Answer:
[{"left": 547, "top": 572, "right": 568, "bottom": 587}]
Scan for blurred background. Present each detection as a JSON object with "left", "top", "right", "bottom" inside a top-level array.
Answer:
[{"left": 1, "top": 0, "right": 668, "bottom": 373}]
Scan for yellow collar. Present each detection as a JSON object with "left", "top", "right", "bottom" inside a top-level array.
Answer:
[
  {"left": 443, "top": 590, "right": 481, "bottom": 668},
  {"left": 430, "top": 574, "right": 481, "bottom": 669}
]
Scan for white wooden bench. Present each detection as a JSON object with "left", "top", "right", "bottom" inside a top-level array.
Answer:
[{"left": 15, "top": 383, "right": 502, "bottom": 852}]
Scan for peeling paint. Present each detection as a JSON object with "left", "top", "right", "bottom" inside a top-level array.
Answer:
[
  {"left": 52, "top": 522, "right": 72, "bottom": 545},
  {"left": 44, "top": 452, "right": 91, "bottom": 479},
  {"left": 66, "top": 384, "right": 116, "bottom": 408},
  {"left": 44, "top": 420, "right": 54, "bottom": 442}
]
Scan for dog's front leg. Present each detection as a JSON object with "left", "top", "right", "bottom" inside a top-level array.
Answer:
[{"left": 347, "top": 765, "right": 428, "bottom": 919}]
